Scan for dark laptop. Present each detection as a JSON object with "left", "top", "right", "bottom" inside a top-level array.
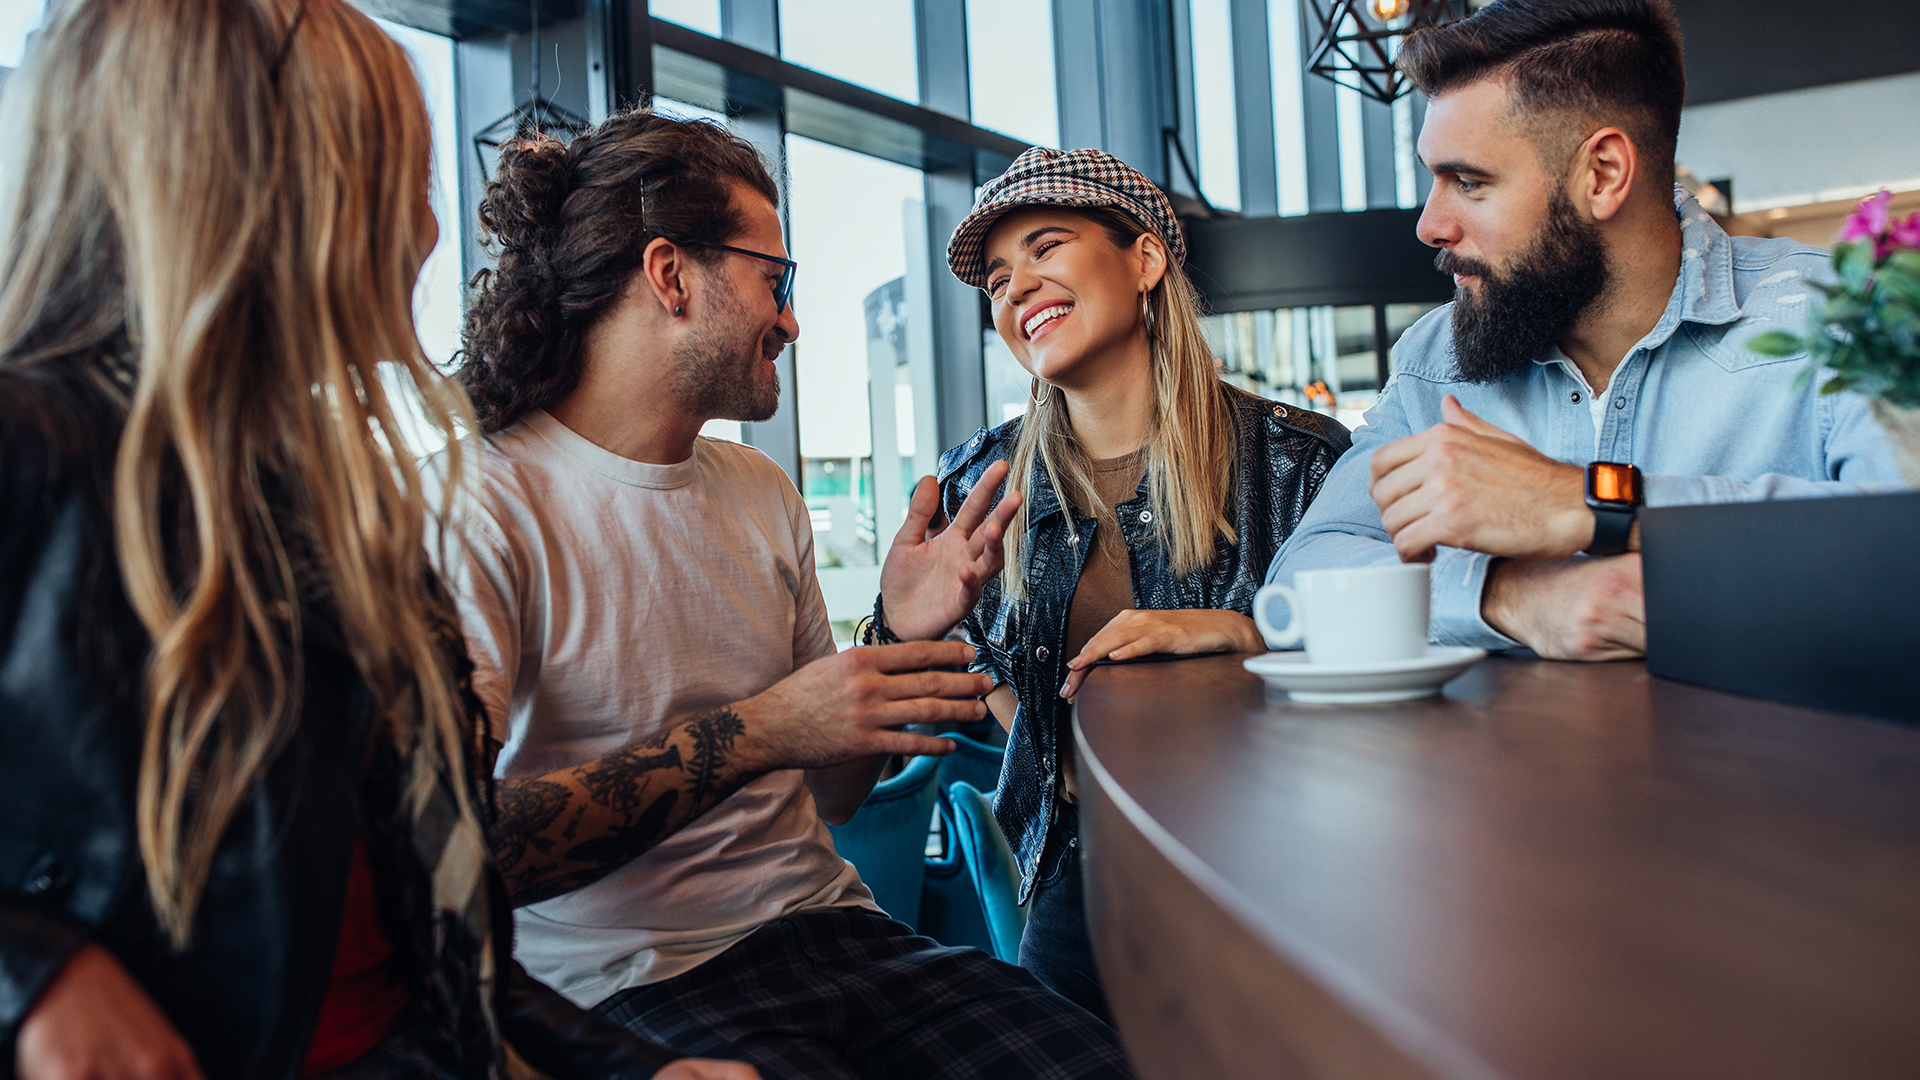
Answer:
[{"left": 1640, "top": 492, "right": 1920, "bottom": 722}]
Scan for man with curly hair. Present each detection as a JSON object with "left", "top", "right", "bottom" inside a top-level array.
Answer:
[{"left": 427, "top": 108, "right": 1134, "bottom": 1080}]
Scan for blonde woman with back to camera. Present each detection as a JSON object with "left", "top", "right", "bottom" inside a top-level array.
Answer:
[
  {"left": 0, "top": 1, "right": 752, "bottom": 1077},
  {"left": 873, "top": 149, "right": 1351, "bottom": 1022}
]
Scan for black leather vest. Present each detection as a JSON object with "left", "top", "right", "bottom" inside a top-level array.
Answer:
[{"left": 936, "top": 383, "right": 1350, "bottom": 901}]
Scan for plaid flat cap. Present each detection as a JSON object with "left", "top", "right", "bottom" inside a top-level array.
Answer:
[{"left": 946, "top": 147, "right": 1186, "bottom": 288}]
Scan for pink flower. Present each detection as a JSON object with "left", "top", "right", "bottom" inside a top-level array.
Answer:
[
  {"left": 1838, "top": 190, "right": 1893, "bottom": 245},
  {"left": 1886, "top": 211, "right": 1920, "bottom": 254}
]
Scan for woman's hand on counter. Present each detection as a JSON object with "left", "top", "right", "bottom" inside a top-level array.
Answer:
[{"left": 1059, "top": 609, "right": 1263, "bottom": 701}]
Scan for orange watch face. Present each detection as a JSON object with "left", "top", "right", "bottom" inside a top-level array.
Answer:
[{"left": 1590, "top": 462, "right": 1638, "bottom": 504}]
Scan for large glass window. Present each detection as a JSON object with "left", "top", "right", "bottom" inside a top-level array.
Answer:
[
  {"left": 784, "top": 135, "right": 931, "bottom": 630},
  {"left": 652, "top": 0, "right": 722, "bottom": 36},
  {"left": 983, "top": 327, "right": 1032, "bottom": 430},
  {"left": 1202, "top": 300, "right": 1442, "bottom": 428},
  {"left": 780, "top": 0, "right": 919, "bottom": 103},
  {"left": 1189, "top": 0, "right": 1240, "bottom": 211},
  {"left": 0, "top": 0, "right": 43, "bottom": 68},
  {"left": 1336, "top": 84, "right": 1368, "bottom": 212},
  {"left": 965, "top": 0, "right": 1059, "bottom": 148},
  {"left": 374, "top": 19, "right": 463, "bottom": 370}
]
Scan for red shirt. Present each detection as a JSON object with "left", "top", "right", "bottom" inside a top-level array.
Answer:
[{"left": 300, "top": 839, "right": 410, "bottom": 1076}]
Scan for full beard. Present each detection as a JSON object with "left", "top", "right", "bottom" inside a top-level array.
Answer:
[
  {"left": 669, "top": 287, "right": 783, "bottom": 423},
  {"left": 1437, "top": 191, "right": 1610, "bottom": 384}
]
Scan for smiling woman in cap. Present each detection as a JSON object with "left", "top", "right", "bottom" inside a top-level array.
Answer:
[{"left": 875, "top": 146, "right": 1353, "bottom": 1020}]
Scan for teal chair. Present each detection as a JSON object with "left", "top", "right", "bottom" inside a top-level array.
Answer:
[
  {"left": 940, "top": 782, "right": 1026, "bottom": 963},
  {"left": 825, "top": 752, "right": 941, "bottom": 927},
  {"left": 916, "top": 735, "right": 1012, "bottom": 956},
  {"left": 935, "top": 733, "right": 1006, "bottom": 815}
]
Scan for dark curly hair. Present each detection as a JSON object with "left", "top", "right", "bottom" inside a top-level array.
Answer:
[
  {"left": 458, "top": 109, "right": 780, "bottom": 433},
  {"left": 1398, "top": 0, "right": 1685, "bottom": 189}
]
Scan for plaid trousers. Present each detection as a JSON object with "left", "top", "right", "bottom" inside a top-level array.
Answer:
[{"left": 595, "top": 908, "right": 1135, "bottom": 1080}]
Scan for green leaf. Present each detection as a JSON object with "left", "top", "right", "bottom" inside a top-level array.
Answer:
[
  {"left": 1887, "top": 250, "right": 1920, "bottom": 279},
  {"left": 1879, "top": 267, "right": 1920, "bottom": 310},
  {"left": 1746, "top": 330, "right": 1805, "bottom": 357},
  {"left": 1837, "top": 240, "right": 1877, "bottom": 292}
]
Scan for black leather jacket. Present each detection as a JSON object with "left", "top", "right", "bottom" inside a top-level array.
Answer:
[
  {"left": 936, "top": 384, "right": 1349, "bottom": 901},
  {"left": 0, "top": 368, "right": 677, "bottom": 1079}
]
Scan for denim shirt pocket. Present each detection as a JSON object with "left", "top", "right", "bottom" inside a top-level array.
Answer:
[{"left": 1683, "top": 319, "right": 1807, "bottom": 375}]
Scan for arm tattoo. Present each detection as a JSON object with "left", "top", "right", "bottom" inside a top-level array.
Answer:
[
  {"left": 687, "top": 708, "right": 747, "bottom": 804},
  {"left": 491, "top": 778, "right": 569, "bottom": 872},
  {"left": 487, "top": 706, "right": 757, "bottom": 906}
]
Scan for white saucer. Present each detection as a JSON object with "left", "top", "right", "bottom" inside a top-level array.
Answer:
[{"left": 1242, "top": 645, "right": 1488, "bottom": 704}]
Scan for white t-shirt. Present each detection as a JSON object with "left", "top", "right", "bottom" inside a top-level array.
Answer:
[{"left": 428, "top": 410, "right": 875, "bottom": 1008}]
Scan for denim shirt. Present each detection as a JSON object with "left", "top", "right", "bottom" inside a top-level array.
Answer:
[
  {"left": 1268, "top": 188, "right": 1904, "bottom": 651},
  {"left": 938, "top": 384, "right": 1349, "bottom": 902}
]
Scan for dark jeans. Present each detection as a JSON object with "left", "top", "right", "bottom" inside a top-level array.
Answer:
[{"left": 1017, "top": 800, "right": 1113, "bottom": 1026}]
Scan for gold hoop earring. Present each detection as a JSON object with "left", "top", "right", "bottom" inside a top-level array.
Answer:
[
  {"left": 1030, "top": 378, "right": 1053, "bottom": 407},
  {"left": 1140, "top": 290, "right": 1155, "bottom": 334}
]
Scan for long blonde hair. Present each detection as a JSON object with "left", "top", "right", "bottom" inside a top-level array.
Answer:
[
  {"left": 0, "top": 0, "right": 479, "bottom": 946},
  {"left": 1000, "top": 210, "right": 1238, "bottom": 600}
]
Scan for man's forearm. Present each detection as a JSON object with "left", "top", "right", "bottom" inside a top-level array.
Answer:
[
  {"left": 803, "top": 755, "right": 888, "bottom": 826},
  {"left": 489, "top": 706, "right": 758, "bottom": 906}
]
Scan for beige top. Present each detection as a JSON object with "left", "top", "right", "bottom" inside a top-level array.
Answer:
[{"left": 1058, "top": 447, "right": 1148, "bottom": 801}]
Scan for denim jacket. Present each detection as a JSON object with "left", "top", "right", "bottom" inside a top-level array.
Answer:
[
  {"left": 937, "top": 383, "right": 1349, "bottom": 902},
  {"left": 1269, "top": 188, "right": 1904, "bottom": 651}
]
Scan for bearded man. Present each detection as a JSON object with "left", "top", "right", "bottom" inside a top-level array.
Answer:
[{"left": 1268, "top": 0, "right": 1901, "bottom": 661}]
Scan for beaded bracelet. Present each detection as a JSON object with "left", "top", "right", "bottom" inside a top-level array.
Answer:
[{"left": 859, "top": 593, "right": 903, "bottom": 646}]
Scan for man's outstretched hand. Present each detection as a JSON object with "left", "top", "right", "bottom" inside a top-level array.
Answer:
[
  {"left": 879, "top": 461, "right": 1022, "bottom": 642},
  {"left": 1370, "top": 395, "right": 1593, "bottom": 564}
]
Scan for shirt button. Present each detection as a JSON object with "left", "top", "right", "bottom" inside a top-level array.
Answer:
[
  {"left": 1067, "top": 534, "right": 1079, "bottom": 546},
  {"left": 1036, "top": 646, "right": 1051, "bottom": 662},
  {"left": 1570, "top": 391, "right": 1582, "bottom": 404},
  {"left": 1614, "top": 397, "right": 1626, "bottom": 410},
  {"left": 1138, "top": 510, "right": 1152, "bottom": 524},
  {"left": 1271, "top": 405, "right": 1286, "bottom": 418}
]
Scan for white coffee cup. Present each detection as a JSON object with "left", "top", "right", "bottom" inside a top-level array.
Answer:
[{"left": 1254, "top": 564, "right": 1430, "bottom": 665}]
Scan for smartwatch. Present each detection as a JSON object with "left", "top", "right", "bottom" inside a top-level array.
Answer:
[{"left": 1584, "top": 461, "right": 1642, "bottom": 557}]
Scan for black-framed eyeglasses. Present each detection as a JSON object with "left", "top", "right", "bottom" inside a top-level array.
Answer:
[{"left": 716, "top": 245, "right": 797, "bottom": 314}]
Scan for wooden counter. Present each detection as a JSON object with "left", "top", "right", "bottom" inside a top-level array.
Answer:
[{"left": 1074, "top": 654, "right": 1920, "bottom": 1080}]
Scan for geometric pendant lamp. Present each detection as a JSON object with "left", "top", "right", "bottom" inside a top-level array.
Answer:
[{"left": 1303, "top": 0, "right": 1471, "bottom": 105}]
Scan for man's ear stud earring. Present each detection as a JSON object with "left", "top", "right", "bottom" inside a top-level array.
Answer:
[{"left": 674, "top": 305, "right": 684, "bottom": 317}]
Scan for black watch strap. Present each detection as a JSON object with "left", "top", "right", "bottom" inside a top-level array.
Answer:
[{"left": 1585, "top": 505, "right": 1636, "bottom": 557}]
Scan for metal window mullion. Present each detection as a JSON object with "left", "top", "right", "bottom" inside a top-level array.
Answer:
[
  {"left": 1296, "top": 0, "right": 1341, "bottom": 213},
  {"left": 592, "top": 0, "right": 652, "bottom": 116},
  {"left": 1230, "top": 0, "right": 1279, "bottom": 216},
  {"left": 1167, "top": 0, "right": 1201, "bottom": 200},
  {"left": 1361, "top": 93, "right": 1395, "bottom": 209}
]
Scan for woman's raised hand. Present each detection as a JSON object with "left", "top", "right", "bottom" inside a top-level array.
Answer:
[
  {"left": 878, "top": 461, "right": 1022, "bottom": 642},
  {"left": 17, "top": 945, "right": 205, "bottom": 1080},
  {"left": 1058, "top": 608, "right": 1263, "bottom": 701}
]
